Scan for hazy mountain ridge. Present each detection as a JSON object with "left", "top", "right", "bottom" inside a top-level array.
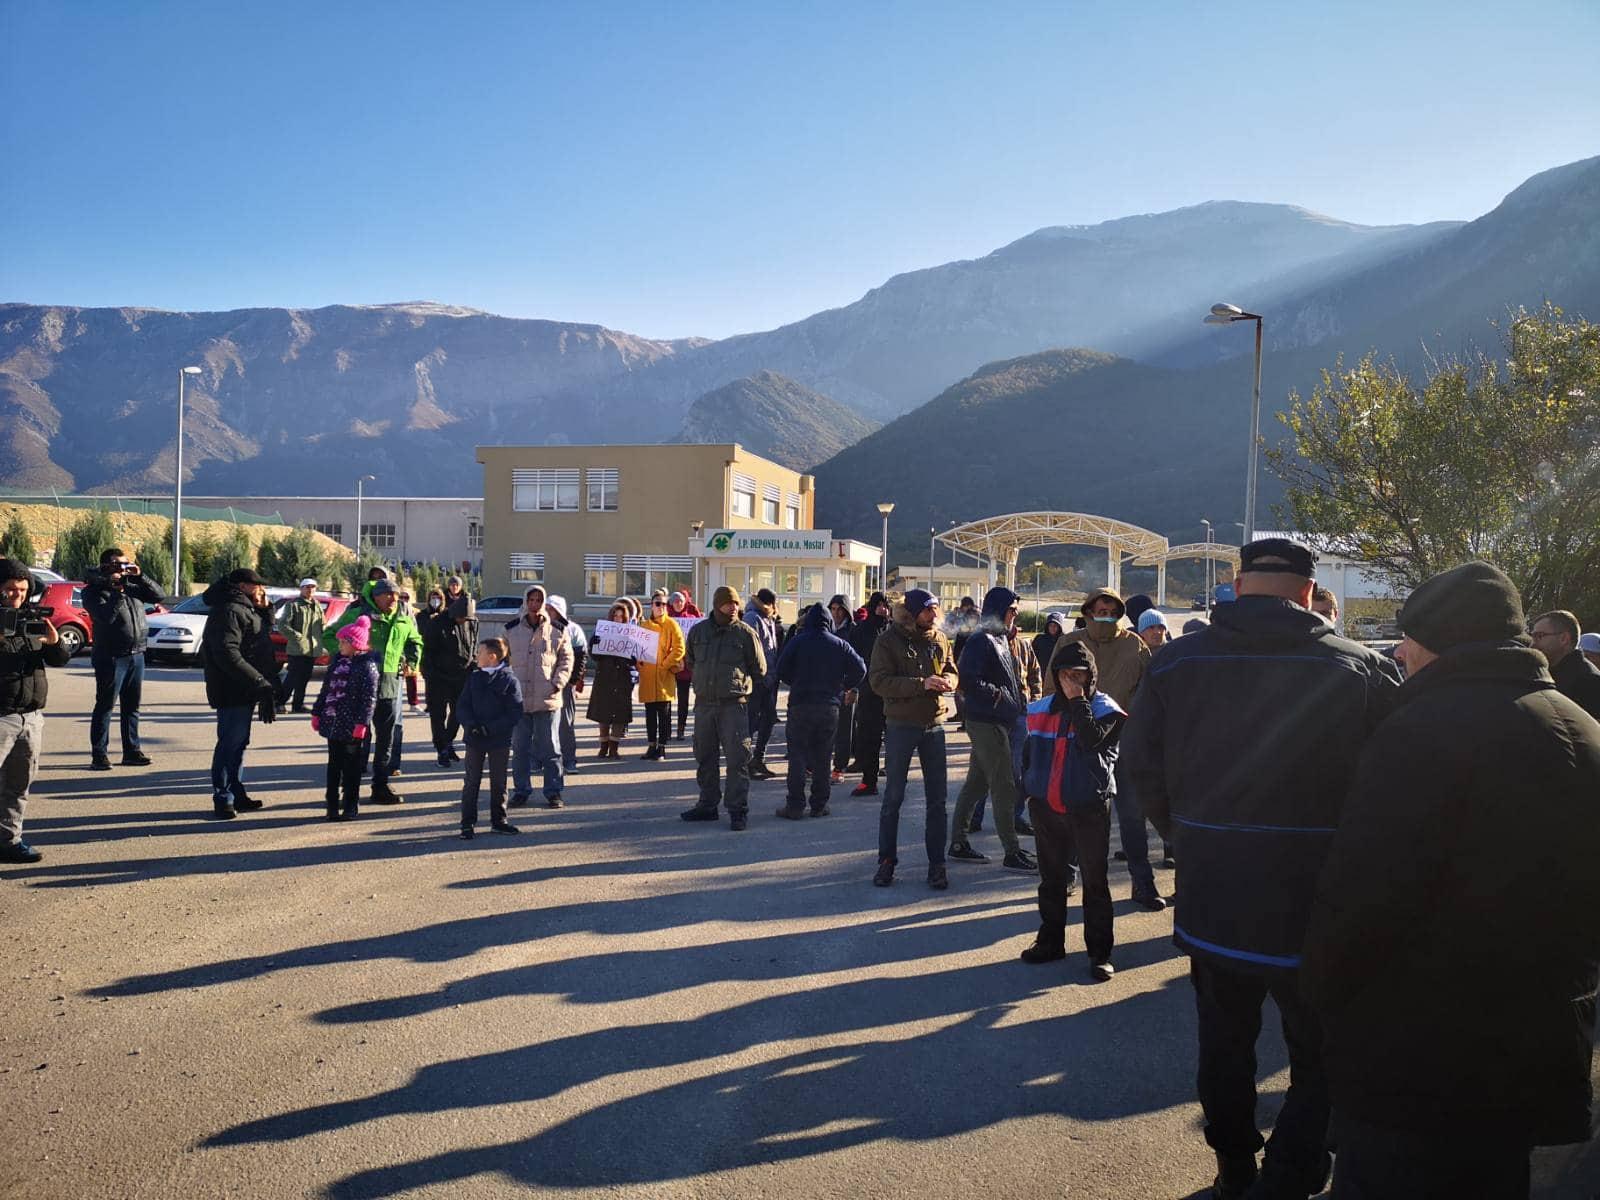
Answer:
[{"left": 670, "top": 371, "right": 879, "bottom": 472}]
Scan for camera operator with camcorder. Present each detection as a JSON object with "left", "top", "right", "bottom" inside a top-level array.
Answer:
[
  {"left": 0, "top": 557, "right": 70, "bottom": 864},
  {"left": 82, "top": 546, "right": 164, "bottom": 771}
]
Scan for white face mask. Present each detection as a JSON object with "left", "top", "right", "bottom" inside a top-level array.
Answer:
[{"left": 428, "top": 598, "right": 442, "bottom": 609}]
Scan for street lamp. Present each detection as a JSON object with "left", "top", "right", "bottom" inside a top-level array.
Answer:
[
  {"left": 172, "top": 366, "right": 204, "bottom": 595},
  {"left": 1201, "top": 519, "right": 1214, "bottom": 618},
  {"left": 1204, "top": 302, "right": 1265, "bottom": 543},
  {"left": 1032, "top": 559, "right": 1044, "bottom": 620},
  {"left": 355, "top": 475, "right": 376, "bottom": 556},
  {"left": 929, "top": 527, "right": 937, "bottom": 598},
  {"left": 875, "top": 502, "right": 894, "bottom": 593}
]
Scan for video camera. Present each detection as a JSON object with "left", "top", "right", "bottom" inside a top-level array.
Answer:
[{"left": 0, "top": 603, "right": 53, "bottom": 640}]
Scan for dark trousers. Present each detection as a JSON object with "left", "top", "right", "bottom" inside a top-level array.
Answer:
[
  {"left": 852, "top": 697, "right": 885, "bottom": 788},
  {"left": 644, "top": 700, "right": 671, "bottom": 746},
  {"left": 785, "top": 702, "right": 836, "bottom": 812},
  {"left": 370, "top": 695, "right": 400, "bottom": 787},
  {"left": 1113, "top": 755, "right": 1158, "bottom": 894},
  {"left": 426, "top": 673, "right": 462, "bottom": 753},
  {"left": 90, "top": 653, "right": 144, "bottom": 757},
  {"left": 460, "top": 743, "right": 511, "bottom": 829},
  {"left": 324, "top": 738, "right": 366, "bottom": 814},
  {"left": 693, "top": 700, "right": 751, "bottom": 816},
  {"left": 210, "top": 704, "right": 253, "bottom": 807},
  {"left": 832, "top": 700, "right": 854, "bottom": 770},
  {"left": 971, "top": 711, "right": 1028, "bottom": 827},
  {"left": 1190, "top": 958, "right": 1330, "bottom": 1178},
  {"left": 1030, "top": 797, "right": 1112, "bottom": 962},
  {"left": 878, "top": 721, "right": 948, "bottom": 865},
  {"left": 279, "top": 655, "right": 316, "bottom": 710},
  {"left": 1331, "top": 1114, "right": 1529, "bottom": 1199},
  {"left": 747, "top": 679, "right": 778, "bottom": 760},
  {"left": 675, "top": 677, "right": 691, "bottom": 737},
  {"left": 559, "top": 684, "right": 578, "bottom": 768},
  {"left": 951, "top": 720, "right": 1021, "bottom": 855}
]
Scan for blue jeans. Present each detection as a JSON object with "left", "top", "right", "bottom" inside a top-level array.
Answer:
[
  {"left": 90, "top": 653, "right": 144, "bottom": 757},
  {"left": 877, "top": 721, "right": 948, "bottom": 866},
  {"left": 211, "top": 705, "right": 253, "bottom": 807},
  {"left": 1113, "top": 756, "right": 1157, "bottom": 894},
  {"left": 511, "top": 710, "right": 563, "bottom": 800}
]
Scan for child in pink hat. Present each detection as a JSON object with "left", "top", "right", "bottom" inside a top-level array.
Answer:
[{"left": 311, "top": 617, "right": 379, "bottom": 819}]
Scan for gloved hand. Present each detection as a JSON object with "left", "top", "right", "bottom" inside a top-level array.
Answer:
[
  {"left": 467, "top": 724, "right": 489, "bottom": 740},
  {"left": 310, "top": 715, "right": 321, "bottom": 733},
  {"left": 351, "top": 723, "right": 367, "bottom": 741},
  {"left": 258, "top": 698, "right": 276, "bottom": 724}
]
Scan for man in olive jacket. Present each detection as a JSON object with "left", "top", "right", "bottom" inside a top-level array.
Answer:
[
  {"left": 682, "top": 585, "right": 766, "bottom": 830},
  {"left": 274, "top": 578, "right": 325, "bottom": 713},
  {"left": 1302, "top": 562, "right": 1600, "bottom": 1196}
]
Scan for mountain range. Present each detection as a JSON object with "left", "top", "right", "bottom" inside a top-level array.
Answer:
[{"left": 3, "top": 154, "right": 1596, "bottom": 556}]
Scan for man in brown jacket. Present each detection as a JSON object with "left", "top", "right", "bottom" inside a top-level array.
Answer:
[
  {"left": 1059, "top": 587, "right": 1163, "bottom": 909},
  {"left": 869, "top": 589, "right": 959, "bottom": 889},
  {"left": 504, "top": 584, "right": 574, "bottom": 809}
]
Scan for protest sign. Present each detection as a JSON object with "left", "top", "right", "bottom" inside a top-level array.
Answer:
[
  {"left": 672, "top": 615, "right": 703, "bottom": 639},
  {"left": 592, "top": 619, "right": 659, "bottom": 663}
]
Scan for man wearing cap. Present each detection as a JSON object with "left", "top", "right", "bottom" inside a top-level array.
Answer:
[
  {"left": 682, "top": 585, "right": 766, "bottom": 830},
  {"left": 742, "top": 588, "right": 782, "bottom": 780},
  {"left": 1303, "top": 562, "right": 1600, "bottom": 1195},
  {"left": 275, "top": 578, "right": 325, "bottom": 714},
  {"left": 0, "top": 557, "right": 71, "bottom": 863},
  {"left": 1581, "top": 630, "right": 1600, "bottom": 670},
  {"left": 502, "top": 585, "right": 573, "bottom": 809},
  {"left": 323, "top": 576, "right": 423, "bottom": 804},
  {"left": 1121, "top": 537, "right": 1398, "bottom": 1198},
  {"left": 1529, "top": 609, "right": 1600, "bottom": 720},
  {"left": 846, "top": 592, "right": 893, "bottom": 796},
  {"left": 200, "top": 569, "right": 280, "bottom": 819},
  {"left": 1059, "top": 587, "right": 1164, "bottom": 910}
]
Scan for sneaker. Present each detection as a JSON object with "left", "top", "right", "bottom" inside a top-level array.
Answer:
[
  {"left": 775, "top": 805, "right": 806, "bottom": 820},
  {"left": 748, "top": 763, "right": 775, "bottom": 780},
  {"left": 490, "top": 822, "right": 520, "bottom": 835},
  {"left": 850, "top": 783, "right": 878, "bottom": 797},
  {"left": 213, "top": 805, "right": 237, "bottom": 821},
  {"left": 508, "top": 792, "right": 530, "bottom": 809},
  {"left": 390, "top": 766, "right": 404, "bottom": 777},
  {"left": 1160, "top": 855, "right": 1177, "bottom": 869},
  {"left": 121, "top": 750, "right": 152, "bottom": 767},
  {"left": 680, "top": 806, "right": 719, "bottom": 822},
  {"left": 0, "top": 840, "right": 43, "bottom": 864},
  {"left": 1002, "top": 848, "right": 1038, "bottom": 872},
  {"left": 437, "top": 752, "right": 451, "bottom": 768},
  {"left": 545, "top": 795, "right": 564, "bottom": 809},
  {"left": 967, "top": 819, "right": 984, "bottom": 834},
  {"left": 460, "top": 827, "right": 475, "bottom": 840},
  {"left": 948, "top": 841, "right": 988, "bottom": 863},
  {"left": 927, "top": 863, "right": 948, "bottom": 890},
  {"left": 369, "top": 789, "right": 404, "bottom": 806},
  {"left": 448, "top": 749, "right": 462, "bottom": 763},
  {"left": 90, "top": 755, "right": 113, "bottom": 771},
  {"left": 233, "top": 795, "right": 264, "bottom": 812},
  {"left": 729, "top": 813, "right": 748, "bottom": 831},
  {"left": 1131, "top": 892, "right": 1168, "bottom": 912},
  {"left": 808, "top": 805, "right": 830, "bottom": 817},
  {"left": 1088, "top": 960, "right": 1115, "bottom": 983},
  {"left": 873, "top": 859, "right": 895, "bottom": 887},
  {"left": 1020, "top": 939, "right": 1066, "bottom": 964},
  {"left": 829, "top": 769, "right": 843, "bottom": 783},
  {"left": 1211, "top": 1153, "right": 1259, "bottom": 1200},
  {"left": 1014, "top": 818, "right": 1035, "bottom": 837},
  {"left": 842, "top": 761, "right": 863, "bottom": 774},
  {"left": 1113, "top": 849, "right": 1128, "bottom": 861}
]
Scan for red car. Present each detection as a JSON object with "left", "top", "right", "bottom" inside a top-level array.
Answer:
[
  {"left": 269, "top": 595, "right": 355, "bottom": 667},
  {"left": 35, "top": 581, "right": 94, "bottom": 658}
]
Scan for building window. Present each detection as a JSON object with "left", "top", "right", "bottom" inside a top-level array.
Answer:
[
  {"left": 361, "top": 524, "right": 396, "bottom": 549},
  {"left": 622, "top": 555, "right": 693, "bottom": 599},
  {"left": 509, "top": 552, "right": 545, "bottom": 584},
  {"left": 800, "top": 568, "right": 824, "bottom": 596},
  {"left": 586, "top": 468, "right": 619, "bottom": 512},
  {"left": 762, "top": 483, "right": 781, "bottom": 525},
  {"left": 512, "top": 468, "right": 579, "bottom": 512},
  {"left": 731, "top": 471, "right": 757, "bottom": 519},
  {"left": 839, "top": 570, "right": 861, "bottom": 602},
  {"left": 466, "top": 520, "right": 484, "bottom": 550},
  {"left": 864, "top": 565, "right": 881, "bottom": 593},
  {"left": 312, "top": 522, "right": 343, "bottom": 542},
  {"left": 584, "top": 554, "right": 618, "bottom": 597},
  {"left": 785, "top": 506, "right": 800, "bottom": 529}
]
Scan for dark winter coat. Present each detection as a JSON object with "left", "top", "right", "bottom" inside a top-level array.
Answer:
[
  {"left": 0, "top": 624, "right": 72, "bottom": 716},
  {"left": 741, "top": 600, "right": 780, "bottom": 685},
  {"left": 1120, "top": 594, "right": 1398, "bottom": 974},
  {"left": 847, "top": 612, "right": 891, "bottom": 706},
  {"left": 1552, "top": 648, "right": 1600, "bottom": 720},
  {"left": 419, "top": 608, "right": 476, "bottom": 683},
  {"left": 955, "top": 587, "right": 1025, "bottom": 727},
  {"left": 81, "top": 567, "right": 164, "bottom": 659},
  {"left": 1302, "top": 643, "right": 1600, "bottom": 1145},
  {"left": 776, "top": 603, "right": 866, "bottom": 707},
  {"left": 200, "top": 581, "right": 277, "bottom": 710},
  {"left": 311, "top": 652, "right": 379, "bottom": 742},
  {"left": 586, "top": 647, "right": 636, "bottom": 726},
  {"left": 686, "top": 611, "right": 765, "bottom": 704},
  {"left": 1021, "top": 650, "right": 1125, "bottom": 814},
  {"left": 455, "top": 662, "right": 523, "bottom": 749}
]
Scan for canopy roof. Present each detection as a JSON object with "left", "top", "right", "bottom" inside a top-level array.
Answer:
[
  {"left": 938, "top": 511, "right": 1168, "bottom": 565},
  {"left": 1130, "top": 541, "right": 1241, "bottom": 567}
]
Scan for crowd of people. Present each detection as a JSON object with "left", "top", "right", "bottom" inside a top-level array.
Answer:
[{"left": 3, "top": 537, "right": 1600, "bottom": 1198}]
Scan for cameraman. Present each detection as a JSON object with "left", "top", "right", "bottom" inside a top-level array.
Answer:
[
  {"left": 0, "top": 558, "right": 70, "bottom": 864},
  {"left": 82, "top": 546, "right": 163, "bottom": 771}
]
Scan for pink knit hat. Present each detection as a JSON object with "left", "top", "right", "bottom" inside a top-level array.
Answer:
[{"left": 337, "top": 615, "right": 372, "bottom": 652}]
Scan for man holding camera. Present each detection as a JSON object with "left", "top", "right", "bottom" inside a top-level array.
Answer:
[
  {"left": 82, "top": 547, "right": 164, "bottom": 771},
  {"left": 1, "top": 558, "right": 71, "bottom": 863}
]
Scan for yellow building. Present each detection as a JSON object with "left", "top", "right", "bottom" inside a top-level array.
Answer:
[{"left": 477, "top": 443, "right": 880, "bottom": 619}]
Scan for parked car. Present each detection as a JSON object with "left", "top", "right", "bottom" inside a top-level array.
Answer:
[
  {"left": 35, "top": 580, "right": 93, "bottom": 658},
  {"left": 476, "top": 594, "right": 526, "bottom": 623},
  {"left": 268, "top": 595, "right": 354, "bottom": 667},
  {"left": 146, "top": 586, "right": 298, "bottom": 665}
]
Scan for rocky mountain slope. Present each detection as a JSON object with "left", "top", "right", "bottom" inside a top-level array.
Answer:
[{"left": 670, "top": 371, "right": 878, "bottom": 472}]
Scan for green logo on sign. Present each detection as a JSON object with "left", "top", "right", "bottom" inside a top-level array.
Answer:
[{"left": 707, "top": 531, "right": 734, "bottom": 552}]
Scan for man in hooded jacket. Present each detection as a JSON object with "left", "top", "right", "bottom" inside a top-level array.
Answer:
[
  {"left": 847, "top": 592, "right": 892, "bottom": 795},
  {"left": 775, "top": 603, "right": 865, "bottom": 818},
  {"left": 200, "top": 568, "right": 279, "bottom": 819},
  {"left": 742, "top": 589, "right": 781, "bottom": 779}
]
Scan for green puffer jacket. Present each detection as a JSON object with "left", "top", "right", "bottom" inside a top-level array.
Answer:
[
  {"left": 322, "top": 582, "right": 424, "bottom": 679},
  {"left": 685, "top": 611, "right": 766, "bottom": 704},
  {"left": 275, "top": 596, "right": 326, "bottom": 658}
]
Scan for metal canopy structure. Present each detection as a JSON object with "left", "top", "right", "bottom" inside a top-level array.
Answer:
[
  {"left": 1131, "top": 542, "right": 1241, "bottom": 567},
  {"left": 937, "top": 512, "right": 1169, "bottom": 596}
]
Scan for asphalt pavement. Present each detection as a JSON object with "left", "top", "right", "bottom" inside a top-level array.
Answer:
[{"left": 3, "top": 660, "right": 1596, "bottom": 1199}]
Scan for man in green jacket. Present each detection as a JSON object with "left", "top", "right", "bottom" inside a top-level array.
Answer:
[
  {"left": 681, "top": 585, "right": 766, "bottom": 831},
  {"left": 275, "top": 578, "right": 325, "bottom": 714},
  {"left": 324, "top": 579, "right": 422, "bottom": 803}
]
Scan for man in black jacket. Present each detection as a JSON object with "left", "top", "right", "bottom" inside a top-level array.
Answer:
[
  {"left": 847, "top": 592, "right": 892, "bottom": 796},
  {"left": 0, "top": 558, "right": 72, "bottom": 864},
  {"left": 1121, "top": 538, "right": 1397, "bottom": 1199},
  {"left": 1302, "top": 563, "right": 1600, "bottom": 1197},
  {"left": 82, "top": 546, "right": 164, "bottom": 770},
  {"left": 1530, "top": 608, "right": 1600, "bottom": 720},
  {"left": 200, "top": 568, "right": 277, "bottom": 819}
]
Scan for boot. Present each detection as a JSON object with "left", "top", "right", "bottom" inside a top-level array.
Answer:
[
  {"left": 1019, "top": 924, "right": 1066, "bottom": 964},
  {"left": 1212, "top": 1152, "right": 1258, "bottom": 1200}
]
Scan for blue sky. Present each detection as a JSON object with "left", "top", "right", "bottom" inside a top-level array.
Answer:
[{"left": 3, "top": 0, "right": 1596, "bottom": 339}]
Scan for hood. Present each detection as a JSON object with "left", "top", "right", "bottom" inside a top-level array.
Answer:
[
  {"left": 979, "top": 586, "right": 1020, "bottom": 630},
  {"left": 1124, "top": 594, "right": 1155, "bottom": 625},
  {"left": 745, "top": 597, "right": 774, "bottom": 619},
  {"left": 1046, "top": 639, "right": 1099, "bottom": 698},
  {"left": 1079, "top": 587, "right": 1125, "bottom": 620},
  {"left": 1210, "top": 594, "right": 1337, "bottom": 649},
  {"left": 1042, "top": 612, "right": 1067, "bottom": 635},
  {"left": 865, "top": 591, "right": 889, "bottom": 613},
  {"left": 201, "top": 579, "right": 246, "bottom": 607},
  {"left": 802, "top": 603, "right": 831, "bottom": 634}
]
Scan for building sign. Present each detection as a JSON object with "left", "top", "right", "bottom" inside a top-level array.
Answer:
[
  {"left": 698, "top": 529, "right": 834, "bottom": 558},
  {"left": 592, "top": 620, "right": 660, "bottom": 663}
]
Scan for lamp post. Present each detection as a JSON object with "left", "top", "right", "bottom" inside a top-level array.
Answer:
[
  {"left": 172, "top": 366, "right": 203, "bottom": 595},
  {"left": 1204, "top": 302, "right": 1265, "bottom": 543},
  {"left": 1033, "top": 559, "right": 1044, "bottom": 621},
  {"left": 355, "top": 475, "right": 375, "bottom": 557},
  {"left": 876, "top": 502, "right": 894, "bottom": 593},
  {"left": 1201, "top": 519, "right": 1214, "bottom": 618},
  {"left": 928, "top": 527, "right": 937, "bottom": 599}
]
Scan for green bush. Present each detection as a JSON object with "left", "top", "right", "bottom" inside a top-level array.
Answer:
[
  {"left": 213, "top": 526, "right": 254, "bottom": 580},
  {"left": 187, "top": 533, "right": 218, "bottom": 589},
  {"left": 51, "top": 508, "right": 117, "bottom": 581},
  {"left": 137, "top": 536, "right": 175, "bottom": 598},
  {"left": 342, "top": 543, "right": 390, "bottom": 595},
  {"left": 0, "top": 513, "right": 37, "bottom": 567},
  {"left": 258, "top": 525, "right": 330, "bottom": 588}
]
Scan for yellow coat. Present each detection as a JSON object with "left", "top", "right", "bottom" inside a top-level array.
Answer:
[{"left": 636, "top": 614, "right": 687, "bottom": 703}]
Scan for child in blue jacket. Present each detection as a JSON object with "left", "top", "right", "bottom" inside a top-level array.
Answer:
[
  {"left": 310, "top": 617, "right": 379, "bottom": 820},
  {"left": 1019, "top": 640, "right": 1126, "bottom": 981},
  {"left": 456, "top": 637, "right": 524, "bottom": 839}
]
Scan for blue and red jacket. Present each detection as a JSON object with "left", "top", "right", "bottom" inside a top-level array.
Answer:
[{"left": 1021, "top": 691, "right": 1125, "bottom": 813}]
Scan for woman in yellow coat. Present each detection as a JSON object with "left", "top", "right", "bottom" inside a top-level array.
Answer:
[{"left": 637, "top": 587, "right": 687, "bottom": 759}]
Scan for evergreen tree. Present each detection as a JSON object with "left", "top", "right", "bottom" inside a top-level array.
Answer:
[
  {"left": 0, "top": 512, "right": 37, "bottom": 567},
  {"left": 51, "top": 508, "right": 118, "bottom": 580}
]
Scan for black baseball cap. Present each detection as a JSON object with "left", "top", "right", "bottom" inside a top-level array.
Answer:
[{"left": 1239, "top": 537, "right": 1317, "bottom": 578}]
